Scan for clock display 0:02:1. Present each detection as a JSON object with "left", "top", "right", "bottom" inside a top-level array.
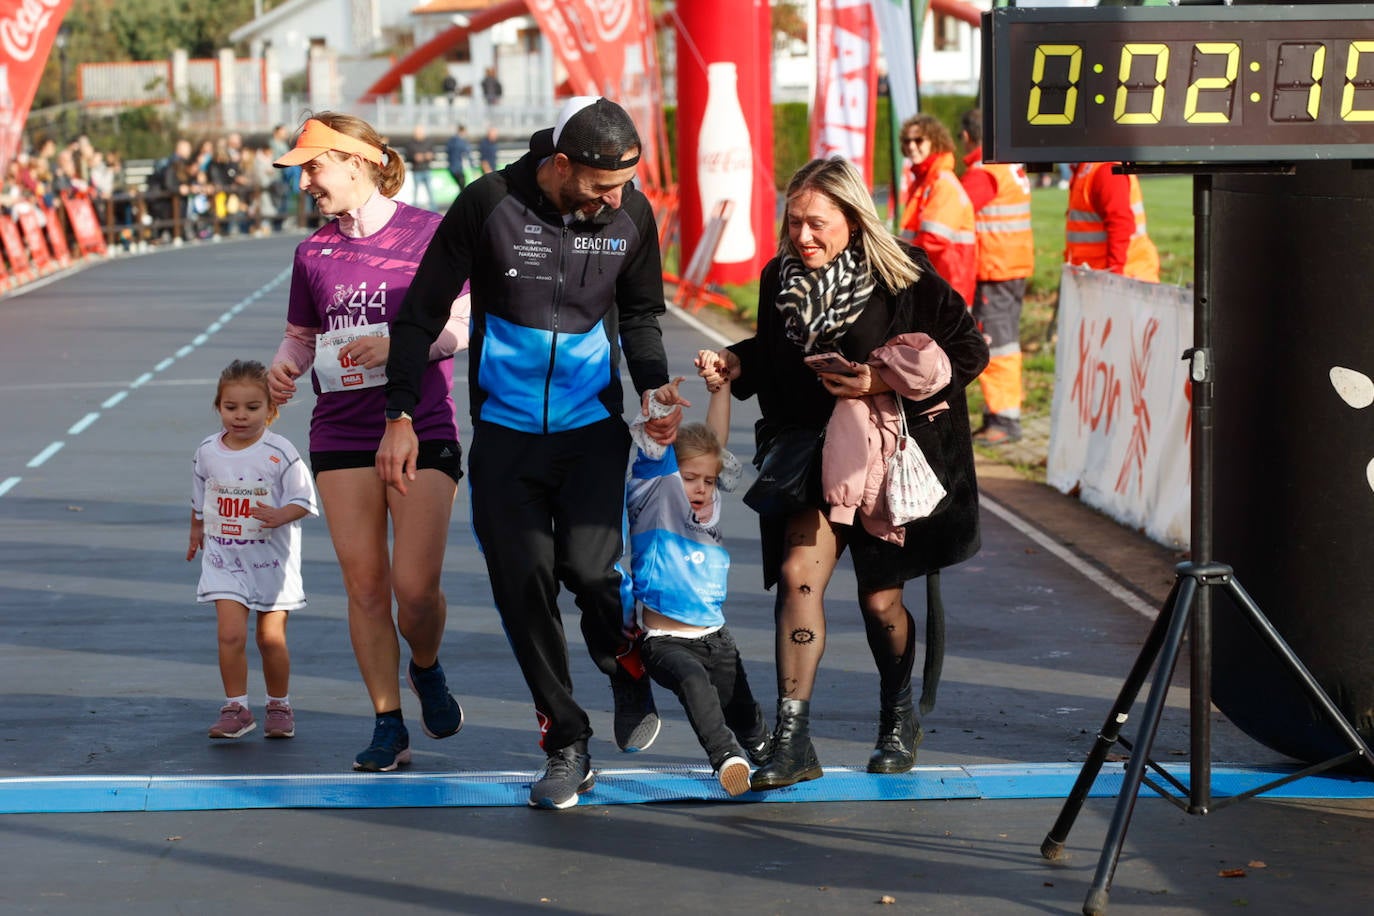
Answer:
[{"left": 1023, "top": 37, "right": 1374, "bottom": 129}]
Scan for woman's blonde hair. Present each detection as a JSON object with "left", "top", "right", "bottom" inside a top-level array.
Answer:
[
  {"left": 778, "top": 156, "right": 921, "bottom": 292},
  {"left": 308, "top": 111, "right": 407, "bottom": 198},
  {"left": 673, "top": 422, "right": 723, "bottom": 473}
]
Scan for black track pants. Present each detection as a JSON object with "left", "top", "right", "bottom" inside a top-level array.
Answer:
[{"left": 468, "top": 416, "right": 632, "bottom": 751}]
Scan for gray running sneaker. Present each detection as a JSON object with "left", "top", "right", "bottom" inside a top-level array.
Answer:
[
  {"left": 611, "top": 677, "right": 660, "bottom": 752},
  {"left": 528, "top": 744, "right": 595, "bottom": 810}
]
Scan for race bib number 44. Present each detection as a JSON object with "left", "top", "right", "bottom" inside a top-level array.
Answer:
[
  {"left": 314, "top": 323, "right": 389, "bottom": 393},
  {"left": 204, "top": 478, "right": 269, "bottom": 540}
]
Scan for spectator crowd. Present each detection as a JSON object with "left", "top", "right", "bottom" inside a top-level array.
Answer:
[{"left": 0, "top": 127, "right": 313, "bottom": 260}]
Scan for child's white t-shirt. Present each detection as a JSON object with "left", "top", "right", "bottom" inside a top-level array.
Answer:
[{"left": 191, "top": 429, "right": 318, "bottom": 612}]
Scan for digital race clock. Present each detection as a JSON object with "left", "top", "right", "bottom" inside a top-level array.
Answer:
[{"left": 982, "top": 4, "right": 1374, "bottom": 164}]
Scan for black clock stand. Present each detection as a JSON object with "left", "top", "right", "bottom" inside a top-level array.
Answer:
[{"left": 1037, "top": 167, "right": 1374, "bottom": 916}]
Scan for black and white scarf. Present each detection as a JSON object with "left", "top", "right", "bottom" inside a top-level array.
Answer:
[{"left": 775, "top": 246, "right": 876, "bottom": 354}]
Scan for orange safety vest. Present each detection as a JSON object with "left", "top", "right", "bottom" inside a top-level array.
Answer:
[
  {"left": 1065, "top": 162, "right": 1160, "bottom": 282},
  {"left": 900, "top": 153, "right": 976, "bottom": 305},
  {"left": 968, "top": 159, "right": 1034, "bottom": 282}
]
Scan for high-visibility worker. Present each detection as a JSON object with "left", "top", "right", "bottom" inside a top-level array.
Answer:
[
  {"left": 1065, "top": 162, "right": 1160, "bottom": 282},
  {"left": 898, "top": 113, "right": 976, "bottom": 307},
  {"left": 959, "top": 108, "right": 1034, "bottom": 445}
]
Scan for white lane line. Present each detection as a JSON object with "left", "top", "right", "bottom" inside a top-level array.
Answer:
[
  {"left": 3, "top": 266, "right": 292, "bottom": 498},
  {"left": 668, "top": 303, "right": 734, "bottom": 348},
  {"left": 980, "top": 495, "right": 1159, "bottom": 621},
  {"left": 1, "top": 378, "right": 221, "bottom": 393},
  {"left": 27, "top": 442, "right": 64, "bottom": 468},
  {"left": 67, "top": 413, "right": 100, "bottom": 435}
]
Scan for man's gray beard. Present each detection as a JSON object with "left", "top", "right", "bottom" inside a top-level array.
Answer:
[{"left": 571, "top": 204, "right": 607, "bottom": 223}]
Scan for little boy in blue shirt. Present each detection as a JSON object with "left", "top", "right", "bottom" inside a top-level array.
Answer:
[{"left": 627, "top": 350, "right": 770, "bottom": 796}]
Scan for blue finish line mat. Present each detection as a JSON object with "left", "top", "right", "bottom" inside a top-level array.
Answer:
[{"left": 3, "top": 763, "right": 1372, "bottom": 814}]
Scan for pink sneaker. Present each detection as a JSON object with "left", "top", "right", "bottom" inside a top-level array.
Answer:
[
  {"left": 208, "top": 702, "right": 255, "bottom": 739},
  {"left": 263, "top": 700, "right": 295, "bottom": 739}
]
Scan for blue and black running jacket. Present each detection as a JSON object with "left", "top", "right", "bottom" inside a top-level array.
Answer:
[{"left": 387, "top": 139, "right": 669, "bottom": 433}]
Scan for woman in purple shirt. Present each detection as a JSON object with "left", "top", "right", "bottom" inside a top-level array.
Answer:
[{"left": 267, "top": 113, "right": 470, "bottom": 772}]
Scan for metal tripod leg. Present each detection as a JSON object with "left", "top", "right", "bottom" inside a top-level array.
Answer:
[
  {"left": 1058, "top": 561, "right": 1374, "bottom": 916},
  {"left": 1040, "top": 574, "right": 1184, "bottom": 861},
  {"left": 1220, "top": 575, "right": 1374, "bottom": 774},
  {"left": 1081, "top": 569, "right": 1202, "bottom": 916}
]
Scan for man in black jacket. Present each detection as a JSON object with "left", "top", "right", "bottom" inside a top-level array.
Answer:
[{"left": 381, "top": 97, "right": 679, "bottom": 810}]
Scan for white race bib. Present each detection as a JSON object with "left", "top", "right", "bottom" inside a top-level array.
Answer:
[
  {"left": 204, "top": 478, "right": 269, "bottom": 541},
  {"left": 314, "top": 323, "right": 389, "bottom": 393}
]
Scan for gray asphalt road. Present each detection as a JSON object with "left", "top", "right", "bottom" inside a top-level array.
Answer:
[{"left": 1, "top": 238, "right": 1370, "bottom": 915}]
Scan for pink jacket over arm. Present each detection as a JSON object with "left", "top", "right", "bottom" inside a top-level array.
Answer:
[{"left": 822, "top": 332, "right": 952, "bottom": 543}]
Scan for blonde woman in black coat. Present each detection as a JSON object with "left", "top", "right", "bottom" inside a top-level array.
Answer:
[{"left": 701, "top": 157, "right": 989, "bottom": 790}]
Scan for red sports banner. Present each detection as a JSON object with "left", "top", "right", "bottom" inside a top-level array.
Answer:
[
  {"left": 0, "top": 1, "right": 74, "bottom": 174},
  {"left": 564, "top": 0, "right": 665, "bottom": 189},
  {"left": 41, "top": 201, "right": 69, "bottom": 264},
  {"left": 813, "top": 0, "right": 880, "bottom": 186},
  {"left": 528, "top": 0, "right": 665, "bottom": 191},
  {"left": 15, "top": 203, "right": 51, "bottom": 272},
  {"left": 61, "top": 190, "right": 104, "bottom": 255},
  {"left": 562, "top": 0, "right": 628, "bottom": 94},
  {"left": 0, "top": 213, "right": 33, "bottom": 283},
  {"left": 525, "top": 0, "right": 602, "bottom": 97}
]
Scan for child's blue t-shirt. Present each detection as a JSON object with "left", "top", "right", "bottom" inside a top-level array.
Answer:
[{"left": 625, "top": 423, "right": 737, "bottom": 629}]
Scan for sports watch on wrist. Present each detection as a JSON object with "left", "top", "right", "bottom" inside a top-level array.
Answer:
[{"left": 384, "top": 408, "right": 413, "bottom": 423}]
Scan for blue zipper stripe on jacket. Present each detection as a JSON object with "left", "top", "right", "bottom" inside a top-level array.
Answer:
[{"left": 477, "top": 313, "right": 614, "bottom": 433}]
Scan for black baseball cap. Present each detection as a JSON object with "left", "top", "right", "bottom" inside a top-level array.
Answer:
[{"left": 530, "top": 96, "right": 641, "bottom": 171}]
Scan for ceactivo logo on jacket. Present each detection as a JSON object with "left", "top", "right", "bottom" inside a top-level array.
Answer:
[{"left": 573, "top": 235, "right": 629, "bottom": 254}]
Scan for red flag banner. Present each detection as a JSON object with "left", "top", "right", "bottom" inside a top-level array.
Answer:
[
  {"left": 562, "top": 0, "right": 664, "bottom": 189},
  {"left": 41, "top": 201, "right": 69, "bottom": 264},
  {"left": 525, "top": 0, "right": 602, "bottom": 96},
  {"left": 528, "top": 0, "right": 665, "bottom": 191},
  {"left": 15, "top": 203, "right": 51, "bottom": 272},
  {"left": 813, "top": 0, "right": 880, "bottom": 186},
  {"left": 563, "top": 0, "right": 629, "bottom": 94},
  {"left": 0, "top": 0, "right": 74, "bottom": 174},
  {"left": 0, "top": 213, "right": 32, "bottom": 282},
  {"left": 61, "top": 190, "right": 104, "bottom": 255}
]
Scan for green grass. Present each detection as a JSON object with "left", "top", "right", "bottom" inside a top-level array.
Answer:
[{"left": 1027, "top": 174, "right": 1195, "bottom": 297}]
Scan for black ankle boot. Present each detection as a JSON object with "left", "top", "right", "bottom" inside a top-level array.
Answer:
[
  {"left": 867, "top": 687, "right": 922, "bottom": 774},
  {"left": 750, "top": 699, "right": 823, "bottom": 791}
]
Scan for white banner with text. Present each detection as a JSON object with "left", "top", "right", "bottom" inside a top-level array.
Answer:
[{"left": 1048, "top": 266, "right": 1193, "bottom": 549}]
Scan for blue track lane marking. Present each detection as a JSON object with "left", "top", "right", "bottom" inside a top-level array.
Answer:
[{"left": 1, "top": 764, "right": 1370, "bottom": 814}]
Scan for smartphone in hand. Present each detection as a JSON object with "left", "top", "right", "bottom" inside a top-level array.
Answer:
[{"left": 803, "top": 352, "right": 860, "bottom": 376}]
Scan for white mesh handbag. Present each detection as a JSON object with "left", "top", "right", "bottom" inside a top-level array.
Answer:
[{"left": 887, "top": 394, "right": 946, "bottom": 525}]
